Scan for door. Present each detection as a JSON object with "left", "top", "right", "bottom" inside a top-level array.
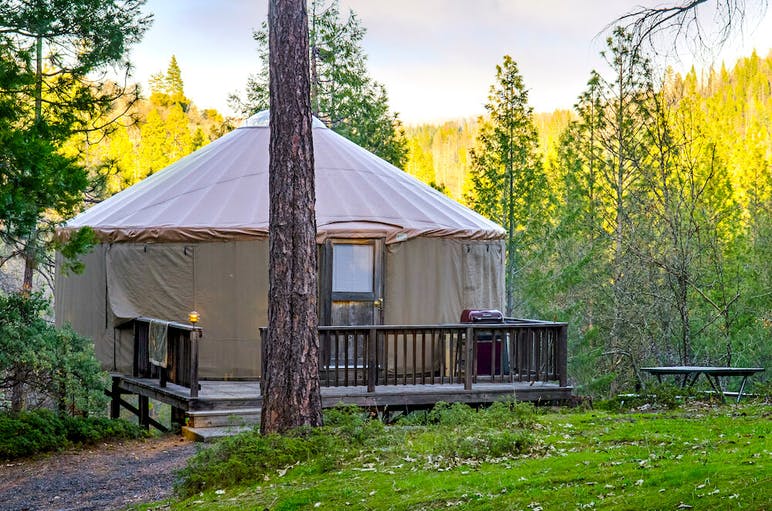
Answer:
[
  {"left": 320, "top": 239, "right": 384, "bottom": 367},
  {"left": 320, "top": 239, "right": 384, "bottom": 326}
]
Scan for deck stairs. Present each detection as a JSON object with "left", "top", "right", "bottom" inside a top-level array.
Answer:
[{"left": 182, "top": 407, "right": 261, "bottom": 442}]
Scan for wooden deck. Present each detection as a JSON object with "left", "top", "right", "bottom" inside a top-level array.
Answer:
[{"left": 113, "top": 319, "right": 572, "bottom": 438}]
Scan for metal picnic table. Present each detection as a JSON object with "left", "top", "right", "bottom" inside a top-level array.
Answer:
[{"left": 640, "top": 366, "right": 765, "bottom": 403}]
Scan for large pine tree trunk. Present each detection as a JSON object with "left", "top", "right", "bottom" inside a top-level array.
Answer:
[{"left": 261, "top": 0, "right": 323, "bottom": 434}]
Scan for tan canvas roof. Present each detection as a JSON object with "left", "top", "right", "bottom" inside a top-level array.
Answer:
[{"left": 63, "top": 112, "right": 505, "bottom": 243}]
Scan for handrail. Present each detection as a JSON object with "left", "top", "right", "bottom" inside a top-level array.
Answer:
[
  {"left": 318, "top": 321, "right": 567, "bottom": 331},
  {"left": 263, "top": 322, "right": 569, "bottom": 391},
  {"left": 135, "top": 316, "right": 201, "bottom": 332},
  {"left": 132, "top": 317, "right": 202, "bottom": 397}
]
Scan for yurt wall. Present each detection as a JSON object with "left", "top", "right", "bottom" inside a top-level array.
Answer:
[
  {"left": 56, "top": 236, "right": 504, "bottom": 379},
  {"left": 384, "top": 238, "right": 505, "bottom": 325},
  {"left": 55, "top": 246, "right": 111, "bottom": 364}
]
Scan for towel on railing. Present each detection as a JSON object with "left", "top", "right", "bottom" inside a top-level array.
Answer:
[{"left": 149, "top": 319, "right": 169, "bottom": 368}]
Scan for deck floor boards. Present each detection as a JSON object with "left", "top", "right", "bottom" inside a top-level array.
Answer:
[{"left": 117, "top": 375, "right": 572, "bottom": 412}]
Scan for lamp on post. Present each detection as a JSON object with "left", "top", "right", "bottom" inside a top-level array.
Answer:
[{"left": 188, "top": 311, "right": 200, "bottom": 398}]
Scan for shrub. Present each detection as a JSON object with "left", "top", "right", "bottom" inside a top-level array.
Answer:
[
  {"left": 0, "top": 292, "right": 108, "bottom": 415},
  {"left": 598, "top": 383, "right": 718, "bottom": 411},
  {"left": 750, "top": 380, "right": 772, "bottom": 401},
  {"left": 426, "top": 401, "right": 477, "bottom": 426},
  {"left": 0, "top": 410, "right": 145, "bottom": 459},
  {"left": 176, "top": 427, "right": 341, "bottom": 497},
  {"left": 408, "top": 401, "right": 537, "bottom": 461},
  {"left": 176, "top": 402, "right": 540, "bottom": 498},
  {"left": 484, "top": 399, "right": 536, "bottom": 428}
]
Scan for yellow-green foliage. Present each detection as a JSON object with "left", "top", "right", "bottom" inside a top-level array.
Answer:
[
  {"left": 403, "top": 119, "right": 480, "bottom": 201},
  {"left": 67, "top": 56, "right": 233, "bottom": 197},
  {"left": 405, "top": 111, "right": 572, "bottom": 204}
]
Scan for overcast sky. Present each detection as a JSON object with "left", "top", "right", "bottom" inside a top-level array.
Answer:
[{"left": 129, "top": 1, "right": 772, "bottom": 124}]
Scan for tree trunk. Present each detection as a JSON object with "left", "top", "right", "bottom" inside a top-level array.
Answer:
[
  {"left": 10, "top": 367, "right": 24, "bottom": 413},
  {"left": 261, "top": 0, "right": 323, "bottom": 434},
  {"left": 22, "top": 34, "right": 45, "bottom": 294}
]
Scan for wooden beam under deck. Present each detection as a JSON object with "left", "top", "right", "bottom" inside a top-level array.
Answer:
[{"left": 115, "top": 375, "right": 573, "bottom": 414}]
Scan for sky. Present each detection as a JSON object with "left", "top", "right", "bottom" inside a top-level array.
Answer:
[{"left": 129, "top": 0, "right": 772, "bottom": 124}]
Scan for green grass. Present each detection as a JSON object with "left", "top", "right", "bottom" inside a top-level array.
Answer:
[{"left": 137, "top": 400, "right": 770, "bottom": 511}]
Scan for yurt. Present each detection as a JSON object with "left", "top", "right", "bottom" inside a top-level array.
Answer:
[{"left": 55, "top": 111, "right": 505, "bottom": 378}]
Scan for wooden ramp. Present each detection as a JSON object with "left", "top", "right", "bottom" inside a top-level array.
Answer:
[{"left": 111, "top": 375, "right": 573, "bottom": 441}]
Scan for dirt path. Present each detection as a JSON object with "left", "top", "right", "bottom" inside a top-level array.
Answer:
[{"left": 0, "top": 435, "right": 197, "bottom": 511}]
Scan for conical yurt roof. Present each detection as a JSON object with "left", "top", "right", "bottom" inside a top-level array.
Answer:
[{"left": 64, "top": 111, "right": 505, "bottom": 244}]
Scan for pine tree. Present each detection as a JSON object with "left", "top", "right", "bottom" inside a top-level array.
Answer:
[
  {"left": 466, "top": 55, "right": 546, "bottom": 316},
  {"left": 232, "top": 0, "right": 407, "bottom": 167},
  {"left": 105, "top": 56, "right": 225, "bottom": 191},
  {"left": 550, "top": 29, "right": 657, "bottom": 390},
  {"left": 149, "top": 55, "right": 189, "bottom": 110},
  {"left": 262, "top": 0, "right": 322, "bottom": 434},
  {"left": 0, "top": 0, "right": 151, "bottom": 292},
  {"left": 595, "top": 29, "right": 656, "bottom": 375}
]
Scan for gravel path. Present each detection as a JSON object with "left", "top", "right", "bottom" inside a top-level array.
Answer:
[{"left": 0, "top": 436, "right": 198, "bottom": 511}]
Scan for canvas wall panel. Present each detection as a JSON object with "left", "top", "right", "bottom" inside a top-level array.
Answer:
[
  {"left": 106, "top": 243, "right": 194, "bottom": 324},
  {"left": 54, "top": 245, "right": 113, "bottom": 367},
  {"left": 194, "top": 240, "right": 268, "bottom": 377},
  {"left": 384, "top": 238, "right": 463, "bottom": 325},
  {"left": 461, "top": 240, "right": 505, "bottom": 311},
  {"left": 384, "top": 238, "right": 505, "bottom": 326}
]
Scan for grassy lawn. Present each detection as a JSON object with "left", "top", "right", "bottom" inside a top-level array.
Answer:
[{"left": 137, "top": 400, "right": 770, "bottom": 511}]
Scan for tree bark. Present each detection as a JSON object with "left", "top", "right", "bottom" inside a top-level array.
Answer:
[
  {"left": 22, "top": 34, "right": 45, "bottom": 294},
  {"left": 261, "top": 0, "right": 323, "bottom": 434}
]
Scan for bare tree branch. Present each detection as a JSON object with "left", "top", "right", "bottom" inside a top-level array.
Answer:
[{"left": 611, "top": 0, "right": 767, "bottom": 59}]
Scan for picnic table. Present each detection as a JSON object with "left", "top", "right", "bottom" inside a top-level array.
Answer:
[{"left": 640, "top": 366, "right": 765, "bottom": 403}]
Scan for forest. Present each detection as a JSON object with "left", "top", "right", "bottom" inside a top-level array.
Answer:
[
  {"left": 92, "top": 37, "right": 770, "bottom": 395},
  {"left": 0, "top": 0, "right": 769, "bottom": 409},
  {"left": 406, "top": 46, "right": 772, "bottom": 393}
]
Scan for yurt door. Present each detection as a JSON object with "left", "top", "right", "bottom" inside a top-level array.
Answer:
[
  {"left": 320, "top": 239, "right": 384, "bottom": 368},
  {"left": 320, "top": 239, "right": 384, "bottom": 327}
]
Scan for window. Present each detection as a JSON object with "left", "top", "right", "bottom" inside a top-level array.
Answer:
[{"left": 332, "top": 243, "right": 373, "bottom": 293}]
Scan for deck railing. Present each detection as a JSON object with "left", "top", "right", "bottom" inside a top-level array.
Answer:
[
  {"left": 262, "top": 321, "right": 568, "bottom": 392},
  {"left": 131, "top": 317, "right": 201, "bottom": 397}
]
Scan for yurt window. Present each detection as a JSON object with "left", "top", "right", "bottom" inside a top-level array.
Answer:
[
  {"left": 320, "top": 239, "right": 384, "bottom": 327},
  {"left": 332, "top": 243, "right": 374, "bottom": 293}
]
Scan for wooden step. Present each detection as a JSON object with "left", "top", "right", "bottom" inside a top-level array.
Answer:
[
  {"left": 186, "top": 408, "right": 262, "bottom": 428},
  {"left": 182, "top": 424, "right": 255, "bottom": 442}
]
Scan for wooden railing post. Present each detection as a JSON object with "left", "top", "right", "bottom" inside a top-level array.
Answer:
[
  {"left": 367, "top": 328, "right": 377, "bottom": 393},
  {"left": 558, "top": 324, "right": 568, "bottom": 387},
  {"left": 465, "top": 326, "right": 474, "bottom": 390},
  {"left": 132, "top": 320, "right": 140, "bottom": 377},
  {"left": 110, "top": 375, "right": 121, "bottom": 419},
  {"left": 190, "top": 328, "right": 200, "bottom": 398},
  {"left": 260, "top": 327, "right": 268, "bottom": 393},
  {"left": 138, "top": 395, "right": 149, "bottom": 429}
]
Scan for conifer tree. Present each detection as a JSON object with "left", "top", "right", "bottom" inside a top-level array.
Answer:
[
  {"left": 466, "top": 55, "right": 546, "bottom": 316},
  {"left": 550, "top": 30, "right": 657, "bottom": 390},
  {"left": 149, "top": 55, "right": 188, "bottom": 110},
  {"left": 233, "top": 0, "right": 407, "bottom": 167},
  {"left": 0, "top": 0, "right": 151, "bottom": 291},
  {"left": 262, "top": 0, "right": 322, "bottom": 434},
  {"left": 595, "top": 29, "right": 655, "bottom": 373}
]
